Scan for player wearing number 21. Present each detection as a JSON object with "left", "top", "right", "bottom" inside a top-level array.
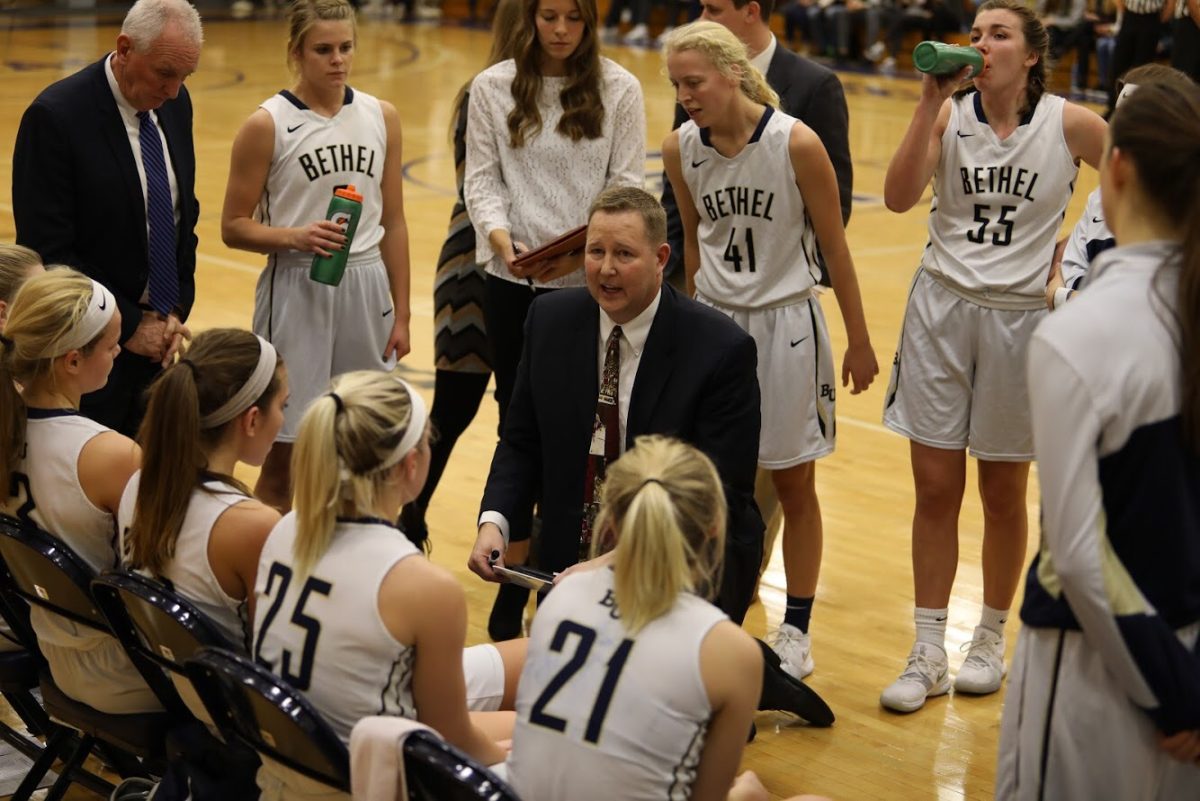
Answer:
[
  {"left": 506, "top": 436, "right": 777, "bottom": 801},
  {"left": 661, "top": 21, "right": 878, "bottom": 683},
  {"left": 877, "top": 0, "right": 1105, "bottom": 713}
]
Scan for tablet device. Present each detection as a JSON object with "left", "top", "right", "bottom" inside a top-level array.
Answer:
[{"left": 490, "top": 563, "right": 557, "bottom": 592}]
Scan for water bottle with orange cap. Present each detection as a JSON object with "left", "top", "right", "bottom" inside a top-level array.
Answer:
[{"left": 310, "top": 184, "right": 363, "bottom": 287}]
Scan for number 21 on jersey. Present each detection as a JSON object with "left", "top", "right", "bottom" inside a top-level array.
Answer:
[{"left": 529, "top": 620, "right": 635, "bottom": 745}]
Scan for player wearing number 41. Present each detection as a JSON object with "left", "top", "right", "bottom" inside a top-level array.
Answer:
[
  {"left": 661, "top": 20, "right": 879, "bottom": 683},
  {"left": 0, "top": 271, "right": 150, "bottom": 713},
  {"left": 221, "top": 0, "right": 413, "bottom": 513},
  {"left": 878, "top": 0, "right": 1105, "bottom": 713},
  {"left": 997, "top": 80, "right": 1200, "bottom": 800},
  {"left": 507, "top": 436, "right": 828, "bottom": 801},
  {"left": 252, "top": 371, "right": 522, "bottom": 800}
]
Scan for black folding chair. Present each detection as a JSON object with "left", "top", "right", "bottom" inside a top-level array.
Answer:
[
  {"left": 91, "top": 570, "right": 242, "bottom": 717},
  {"left": 0, "top": 516, "right": 171, "bottom": 800},
  {"left": 91, "top": 570, "right": 262, "bottom": 796},
  {"left": 402, "top": 728, "right": 520, "bottom": 801},
  {"left": 184, "top": 647, "right": 350, "bottom": 793}
]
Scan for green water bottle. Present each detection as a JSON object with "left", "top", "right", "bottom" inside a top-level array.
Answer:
[
  {"left": 912, "top": 41, "right": 984, "bottom": 79},
  {"left": 310, "top": 184, "right": 364, "bottom": 287}
]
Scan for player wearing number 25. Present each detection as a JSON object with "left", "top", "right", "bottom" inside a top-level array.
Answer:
[
  {"left": 877, "top": 0, "right": 1105, "bottom": 713},
  {"left": 661, "top": 21, "right": 878, "bottom": 682}
]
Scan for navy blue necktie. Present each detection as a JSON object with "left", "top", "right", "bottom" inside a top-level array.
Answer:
[{"left": 137, "top": 110, "right": 179, "bottom": 315}]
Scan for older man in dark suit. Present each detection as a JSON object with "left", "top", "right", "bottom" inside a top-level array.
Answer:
[
  {"left": 12, "top": 0, "right": 202, "bottom": 437},
  {"left": 470, "top": 186, "right": 833, "bottom": 725}
]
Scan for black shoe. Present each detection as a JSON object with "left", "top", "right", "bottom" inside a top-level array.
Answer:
[
  {"left": 755, "top": 639, "right": 835, "bottom": 727},
  {"left": 488, "top": 582, "right": 529, "bottom": 641}
]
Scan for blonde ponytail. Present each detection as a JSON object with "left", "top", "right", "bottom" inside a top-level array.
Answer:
[
  {"left": 291, "top": 370, "right": 421, "bottom": 576},
  {"left": 592, "top": 436, "right": 726, "bottom": 634}
]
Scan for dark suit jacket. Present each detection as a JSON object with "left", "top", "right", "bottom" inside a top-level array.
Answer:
[
  {"left": 480, "top": 284, "right": 765, "bottom": 623},
  {"left": 662, "top": 41, "right": 852, "bottom": 282},
  {"left": 12, "top": 56, "right": 199, "bottom": 432}
]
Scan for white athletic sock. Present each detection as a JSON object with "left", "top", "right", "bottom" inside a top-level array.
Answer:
[
  {"left": 914, "top": 607, "right": 948, "bottom": 650},
  {"left": 979, "top": 604, "right": 1009, "bottom": 637}
]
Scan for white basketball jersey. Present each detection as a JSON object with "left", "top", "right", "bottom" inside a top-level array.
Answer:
[
  {"left": 253, "top": 513, "right": 419, "bottom": 744},
  {"left": 679, "top": 107, "right": 819, "bottom": 309},
  {"left": 1060, "top": 188, "right": 1114, "bottom": 291},
  {"left": 258, "top": 88, "right": 386, "bottom": 267},
  {"left": 923, "top": 92, "right": 1078, "bottom": 309},
  {"left": 2, "top": 410, "right": 118, "bottom": 650},
  {"left": 117, "top": 473, "right": 251, "bottom": 651},
  {"left": 507, "top": 568, "right": 727, "bottom": 801}
]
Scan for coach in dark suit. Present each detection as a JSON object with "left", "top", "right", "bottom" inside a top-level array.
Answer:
[
  {"left": 470, "top": 186, "right": 764, "bottom": 625},
  {"left": 470, "top": 187, "right": 834, "bottom": 723},
  {"left": 661, "top": 0, "right": 852, "bottom": 280},
  {"left": 12, "top": 0, "right": 202, "bottom": 437}
]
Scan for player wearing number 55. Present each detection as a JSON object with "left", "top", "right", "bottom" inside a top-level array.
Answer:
[
  {"left": 661, "top": 22, "right": 877, "bottom": 684},
  {"left": 877, "top": 0, "right": 1105, "bottom": 713}
]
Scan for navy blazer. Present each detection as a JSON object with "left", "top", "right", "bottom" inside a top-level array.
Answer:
[
  {"left": 12, "top": 55, "right": 199, "bottom": 343},
  {"left": 661, "top": 41, "right": 852, "bottom": 281},
  {"left": 480, "top": 284, "right": 765, "bottom": 622}
]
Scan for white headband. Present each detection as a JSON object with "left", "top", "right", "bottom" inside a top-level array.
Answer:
[
  {"left": 50, "top": 279, "right": 117, "bottom": 357},
  {"left": 199, "top": 335, "right": 278, "bottom": 429},
  {"left": 1116, "top": 82, "right": 1139, "bottom": 108},
  {"left": 377, "top": 378, "right": 428, "bottom": 472}
]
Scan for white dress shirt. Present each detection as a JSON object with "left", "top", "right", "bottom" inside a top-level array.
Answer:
[
  {"left": 750, "top": 34, "right": 778, "bottom": 79},
  {"left": 105, "top": 53, "right": 180, "bottom": 304},
  {"left": 481, "top": 289, "right": 664, "bottom": 544}
]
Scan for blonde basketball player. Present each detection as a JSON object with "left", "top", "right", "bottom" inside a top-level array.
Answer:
[
  {"left": 662, "top": 21, "right": 878, "bottom": 682},
  {"left": 879, "top": 0, "right": 1106, "bottom": 712},
  {"left": 0, "top": 270, "right": 151, "bottom": 713},
  {"left": 221, "top": 0, "right": 412, "bottom": 512},
  {"left": 507, "top": 435, "right": 777, "bottom": 801},
  {"left": 252, "top": 371, "right": 520, "bottom": 800}
]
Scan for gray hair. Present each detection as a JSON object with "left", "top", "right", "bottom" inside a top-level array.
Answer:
[{"left": 122, "top": 0, "right": 204, "bottom": 50}]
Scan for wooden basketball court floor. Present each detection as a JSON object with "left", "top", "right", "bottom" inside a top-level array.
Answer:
[{"left": 0, "top": 12, "right": 1102, "bottom": 800}]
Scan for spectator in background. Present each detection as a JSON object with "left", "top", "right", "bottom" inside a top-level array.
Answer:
[
  {"left": 1106, "top": 0, "right": 1171, "bottom": 114},
  {"left": 1170, "top": 0, "right": 1200, "bottom": 80}
]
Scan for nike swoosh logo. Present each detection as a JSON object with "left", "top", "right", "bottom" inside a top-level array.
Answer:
[
  {"left": 382, "top": 308, "right": 393, "bottom": 318},
  {"left": 1092, "top": 217, "right": 1104, "bottom": 224},
  {"left": 691, "top": 159, "right": 708, "bottom": 167},
  {"left": 790, "top": 336, "right": 809, "bottom": 347},
  {"left": 287, "top": 123, "right": 305, "bottom": 133},
  {"left": 956, "top": 132, "right": 975, "bottom": 138},
  {"left": 97, "top": 295, "right": 107, "bottom": 311}
]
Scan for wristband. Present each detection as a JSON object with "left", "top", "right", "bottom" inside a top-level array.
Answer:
[{"left": 1053, "top": 287, "right": 1072, "bottom": 309}]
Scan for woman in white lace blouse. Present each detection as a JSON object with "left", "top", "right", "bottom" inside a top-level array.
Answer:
[{"left": 463, "top": 0, "right": 645, "bottom": 640}]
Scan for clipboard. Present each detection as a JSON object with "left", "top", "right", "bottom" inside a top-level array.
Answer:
[{"left": 511, "top": 225, "right": 588, "bottom": 283}]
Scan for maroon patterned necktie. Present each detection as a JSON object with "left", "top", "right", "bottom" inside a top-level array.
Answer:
[{"left": 580, "top": 326, "right": 622, "bottom": 560}]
